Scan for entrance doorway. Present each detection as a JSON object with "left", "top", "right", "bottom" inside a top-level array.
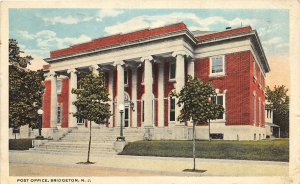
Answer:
[
  {"left": 124, "top": 106, "right": 129, "bottom": 127},
  {"left": 124, "top": 92, "right": 131, "bottom": 128}
]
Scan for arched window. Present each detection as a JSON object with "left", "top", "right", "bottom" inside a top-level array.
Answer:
[{"left": 124, "top": 92, "right": 130, "bottom": 127}]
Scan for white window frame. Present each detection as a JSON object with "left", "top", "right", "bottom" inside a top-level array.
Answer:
[
  {"left": 169, "top": 62, "right": 176, "bottom": 81},
  {"left": 169, "top": 96, "right": 176, "bottom": 123},
  {"left": 210, "top": 55, "right": 225, "bottom": 77},
  {"left": 211, "top": 93, "right": 226, "bottom": 122}
]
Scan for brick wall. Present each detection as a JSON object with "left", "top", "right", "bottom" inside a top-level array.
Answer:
[
  {"left": 249, "top": 53, "right": 266, "bottom": 128},
  {"left": 43, "top": 80, "right": 51, "bottom": 128},
  {"left": 137, "top": 67, "right": 144, "bottom": 127},
  {"left": 195, "top": 51, "right": 253, "bottom": 125},
  {"left": 57, "top": 78, "right": 69, "bottom": 128}
]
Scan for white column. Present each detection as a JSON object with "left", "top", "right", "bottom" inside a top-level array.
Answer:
[
  {"left": 157, "top": 61, "right": 165, "bottom": 127},
  {"left": 131, "top": 67, "right": 138, "bottom": 128},
  {"left": 174, "top": 53, "right": 185, "bottom": 91},
  {"left": 50, "top": 72, "right": 57, "bottom": 128},
  {"left": 108, "top": 70, "right": 114, "bottom": 128},
  {"left": 116, "top": 62, "right": 125, "bottom": 127},
  {"left": 142, "top": 56, "right": 154, "bottom": 127},
  {"left": 173, "top": 52, "right": 185, "bottom": 125},
  {"left": 187, "top": 58, "right": 195, "bottom": 78},
  {"left": 67, "top": 69, "right": 77, "bottom": 128},
  {"left": 90, "top": 65, "right": 99, "bottom": 76}
]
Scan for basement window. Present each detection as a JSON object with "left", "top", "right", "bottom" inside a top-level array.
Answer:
[{"left": 210, "top": 133, "right": 224, "bottom": 140}]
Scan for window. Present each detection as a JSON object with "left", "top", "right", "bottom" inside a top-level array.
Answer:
[
  {"left": 254, "top": 133, "right": 256, "bottom": 140},
  {"left": 253, "top": 61, "right": 257, "bottom": 79},
  {"left": 57, "top": 104, "right": 62, "bottom": 124},
  {"left": 210, "top": 133, "right": 224, "bottom": 140},
  {"left": 169, "top": 97, "right": 176, "bottom": 122},
  {"left": 210, "top": 55, "right": 225, "bottom": 76},
  {"left": 124, "top": 70, "right": 128, "bottom": 86},
  {"left": 169, "top": 62, "right": 176, "bottom": 80},
  {"left": 211, "top": 94, "right": 225, "bottom": 120},
  {"left": 253, "top": 93, "right": 256, "bottom": 125},
  {"left": 56, "top": 79, "right": 62, "bottom": 93}
]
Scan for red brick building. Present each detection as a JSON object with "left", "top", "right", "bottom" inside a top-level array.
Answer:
[{"left": 42, "top": 22, "right": 270, "bottom": 140}]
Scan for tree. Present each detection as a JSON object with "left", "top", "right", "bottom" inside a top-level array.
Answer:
[
  {"left": 9, "top": 39, "right": 44, "bottom": 129},
  {"left": 172, "top": 75, "right": 224, "bottom": 171},
  {"left": 72, "top": 71, "right": 111, "bottom": 164},
  {"left": 266, "top": 85, "right": 289, "bottom": 137}
]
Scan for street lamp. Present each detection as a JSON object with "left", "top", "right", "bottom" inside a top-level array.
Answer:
[
  {"left": 117, "top": 104, "right": 125, "bottom": 141},
  {"left": 36, "top": 109, "right": 44, "bottom": 140}
]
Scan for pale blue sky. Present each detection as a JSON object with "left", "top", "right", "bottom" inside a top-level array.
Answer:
[{"left": 9, "top": 9, "right": 289, "bottom": 59}]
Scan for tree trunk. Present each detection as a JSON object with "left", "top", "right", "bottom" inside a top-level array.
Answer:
[
  {"left": 193, "top": 120, "right": 196, "bottom": 171},
  {"left": 87, "top": 120, "right": 92, "bottom": 163},
  {"left": 208, "top": 119, "right": 211, "bottom": 141}
]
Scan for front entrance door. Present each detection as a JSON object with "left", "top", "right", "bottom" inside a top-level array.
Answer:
[{"left": 124, "top": 106, "right": 129, "bottom": 127}]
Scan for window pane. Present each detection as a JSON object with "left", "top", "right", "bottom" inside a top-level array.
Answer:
[
  {"left": 217, "top": 112, "right": 223, "bottom": 119},
  {"left": 212, "top": 57, "right": 223, "bottom": 73},
  {"left": 217, "top": 96, "right": 223, "bottom": 105},
  {"left": 170, "top": 98, "right": 175, "bottom": 110},
  {"left": 170, "top": 111, "right": 175, "bottom": 121},
  {"left": 211, "top": 96, "right": 216, "bottom": 104},
  {"left": 170, "top": 63, "right": 176, "bottom": 79},
  {"left": 124, "top": 70, "right": 128, "bottom": 85},
  {"left": 125, "top": 107, "right": 129, "bottom": 119}
]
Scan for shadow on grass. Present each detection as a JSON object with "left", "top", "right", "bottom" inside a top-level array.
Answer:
[
  {"left": 183, "top": 169, "right": 207, "bottom": 173},
  {"left": 76, "top": 162, "right": 95, "bottom": 165}
]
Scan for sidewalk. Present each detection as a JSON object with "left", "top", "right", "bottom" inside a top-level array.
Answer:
[{"left": 9, "top": 150, "right": 288, "bottom": 176}]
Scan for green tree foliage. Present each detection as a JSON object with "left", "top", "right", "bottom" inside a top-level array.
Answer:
[
  {"left": 266, "top": 85, "right": 289, "bottom": 137},
  {"left": 72, "top": 70, "right": 111, "bottom": 163},
  {"left": 172, "top": 75, "right": 224, "bottom": 171},
  {"left": 172, "top": 75, "right": 224, "bottom": 124},
  {"left": 9, "top": 39, "right": 44, "bottom": 129}
]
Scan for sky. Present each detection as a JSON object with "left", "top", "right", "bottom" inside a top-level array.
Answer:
[{"left": 9, "top": 8, "right": 290, "bottom": 88}]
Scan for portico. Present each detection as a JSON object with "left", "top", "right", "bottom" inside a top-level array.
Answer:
[{"left": 43, "top": 48, "right": 194, "bottom": 132}]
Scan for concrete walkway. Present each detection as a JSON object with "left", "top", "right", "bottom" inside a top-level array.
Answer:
[{"left": 9, "top": 150, "right": 288, "bottom": 176}]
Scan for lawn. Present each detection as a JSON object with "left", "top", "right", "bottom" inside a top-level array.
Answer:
[
  {"left": 120, "top": 139, "right": 289, "bottom": 162},
  {"left": 9, "top": 139, "right": 33, "bottom": 150}
]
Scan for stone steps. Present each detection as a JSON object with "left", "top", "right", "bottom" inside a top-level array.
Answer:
[
  {"left": 30, "top": 149, "right": 118, "bottom": 156},
  {"left": 30, "top": 127, "right": 144, "bottom": 155}
]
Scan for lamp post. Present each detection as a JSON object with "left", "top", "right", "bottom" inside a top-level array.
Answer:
[
  {"left": 36, "top": 109, "right": 44, "bottom": 139},
  {"left": 117, "top": 104, "right": 125, "bottom": 141}
]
